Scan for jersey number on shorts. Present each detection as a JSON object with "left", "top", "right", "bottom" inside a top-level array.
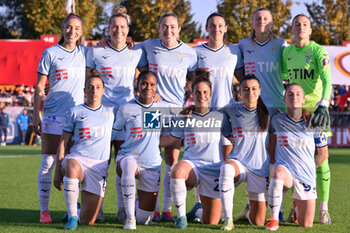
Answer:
[{"left": 213, "top": 178, "right": 219, "bottom": 192}]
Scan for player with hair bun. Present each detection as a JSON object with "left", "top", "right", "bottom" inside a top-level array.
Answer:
[
  {"left": 219, "top": 74, "right": 270, "bottom": 230},
  {"left": 265, "top": 83, "right": 329, "bottom": 231},
  {"left": 113, "top": 71, "right": 170, "bottom": 230},
  {"left": 160, "top": 68, "right": 228, "bottom": 229},
  {"left": 53, "top": 69, "right": 115, "bottom": 230},
  {"left": 282, "top": 14, "right": 332, "bottom": 225},
  {"left": 34, "top": 13, "right": 87, "bottom": 223},
  {"left": 86, "top": 6, "right": 148, "bottom": 222},
  {"left": 141, "top": 12, "right": 197, "bottom": 222}
]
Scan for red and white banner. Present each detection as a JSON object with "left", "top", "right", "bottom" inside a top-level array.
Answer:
[
  {"left": 328, "top": 127, "right": 350, "bottom": 147},
  {"left": 324, "top": 46, "right": 350, "bottom": 85}
]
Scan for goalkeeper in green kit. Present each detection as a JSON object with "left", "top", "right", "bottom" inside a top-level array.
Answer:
[{"left": 282, "top": 14, "right": 332, "bottom": 224}]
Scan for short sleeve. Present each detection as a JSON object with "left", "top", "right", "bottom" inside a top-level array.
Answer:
[
  {"left": 86, "top": 47, "right": 96, "bottom": 69},
  {"left": 235, "top": 46, "right": 244, "bottom": 69},
  {"left": 113, "top": 106, "right": 126, "bottom": 131},
  {"left": 37, "top": 49, "right": 51, "bottom": 75},
  {"left": 63, "top": 108, "right": 75, "bottom": 133},
  {"left": 221, "top": 111, "right": 232, "bottom": 137},
  {"left": 188, "top": 47, "right": 198, "bottom": 71},
  {"left": 135, "top": 44, "right": 148, "bottom": 68},
  {"left": 269, "top": 115, "right": 277, "bottom": 134}
]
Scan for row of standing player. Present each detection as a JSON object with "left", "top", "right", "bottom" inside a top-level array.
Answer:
[{"left": 32, "top": 6, "right": 332, "bottom": 231}]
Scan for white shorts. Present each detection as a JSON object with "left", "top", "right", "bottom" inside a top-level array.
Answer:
[
  {"left": 184, "top": 160, "right": 220, "bottom": 200},
  {"left": 42, "top": 115, "right": 65, "bottom": 135},
  {"left": 116, "top": 156, "right": 161, "bottom": 193},
  {"left": 231, "top": 159, "right": 269, "bottom": 202},
  {"left": 282, "top": 165, "right": 317, "bottom": 200},
  {"left": 222, "top": 135, "right": 232, "bottom": 146},
  {"left": 136, "top": 167, "right": 161, "bottom": 193},
  {"left": 63, "top": 153, "right": 109, "bottom": 197}
]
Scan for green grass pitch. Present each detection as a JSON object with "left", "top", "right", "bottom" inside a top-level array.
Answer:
[{"left": 0, "top": 145, "right": 349, "bottom": 232}]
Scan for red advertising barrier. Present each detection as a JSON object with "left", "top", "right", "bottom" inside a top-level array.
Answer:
[
  {"left": 328, "top": 127, "right": 350, "bottom": 147},
  {"left": 0, "top": 40, "right": 56, "bottom": 86}
]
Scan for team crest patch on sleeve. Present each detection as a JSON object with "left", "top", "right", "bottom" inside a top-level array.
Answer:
[
  {"left": 322, "top": 58, "right": 330, "bottom": 67},
  {"left": 143, "top": 110, "right": 162, "bottom": 129}
]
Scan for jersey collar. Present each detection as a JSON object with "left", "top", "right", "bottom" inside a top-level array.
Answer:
[
  {"left": 192, "top": 108, "right": 212, "bottom": 117},
  {"left": 160, "top": 39, "right": 183, "bottom": 51},
  {"left": 203, "top": 43, "right": 224, "bottom": 52},
  {"left": 135, "top": 97, "right": 154, "bottom": 109},
  {"left": 58, "top": 44, "right": 77, "bottom": 53},
  {"left": 83, "top": 103, "right": 102, "bottom": 111},
  {"left": 254, "top": 38, "right": 270, "bottom": 47},
  {"left": 107, "top": 42, "right": 128, "bottom": 52}
]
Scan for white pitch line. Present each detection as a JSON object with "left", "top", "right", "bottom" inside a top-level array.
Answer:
[{"left": 0, "top": 154, "right": 41, "bottom": 158}]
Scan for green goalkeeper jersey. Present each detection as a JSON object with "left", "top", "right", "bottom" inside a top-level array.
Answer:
[{"left": 282, "top": 41, "right": 332, "bottom": 111}]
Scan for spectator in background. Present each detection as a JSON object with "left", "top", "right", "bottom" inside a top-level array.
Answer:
[
  {"left": 17, "top": 108, "right": 30, "bottom": 145},
  {"left": 0, "top": 107, "right": 9, "bottom": 146}
]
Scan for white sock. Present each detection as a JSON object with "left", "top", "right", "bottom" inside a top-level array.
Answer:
[
  {"left": 37, "top": 154, "right": 56, "bottom": 213},
  {"left": 162, "top": 164, "right": 173, "bottom": 212},
  {"left": 63, "top": 176, "right": 79, "bottom": 217},
  {"left": 121, "top": 157, "right": 137, "bottom": 219},
  {"left": 136, "top": 208, "right": 153, "bottom": 225},
  {"left": 170, "top": 178, "right": 187, "bottom": 217},
  {"left": 116, "top": 174, "right": 125, "bottom": 209},
  {"left": 219, "top": 163, "right": 235, "bottom": 220},
  {"left": 320, "top": 201, "right": 328, "bottom": 211},
  {"left": 194, "top": 186, "right": 201, "bottom": 203},
  {"left": 268, "top": 178, "right": 284, "bottom": 221}
]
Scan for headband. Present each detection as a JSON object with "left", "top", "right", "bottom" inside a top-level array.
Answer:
[{"left": 64, "top": 15, "right": 83, "bottom": 25}]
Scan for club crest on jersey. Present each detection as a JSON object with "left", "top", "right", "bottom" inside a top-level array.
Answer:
[
  {"left": 305, "top": 55, "right": 312, "bottom": 63},
  {"left": 177, "top": 53, "right": 185, "bottom": 62},
  {"left": 127, "top": 52, "right": 134, "bottom": 61},
  {"left": 143, "top": 110, "right": 162, "bottom": 129}
]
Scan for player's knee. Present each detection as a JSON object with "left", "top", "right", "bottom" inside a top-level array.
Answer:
[
  {"left": 39, "top": 154, "right": 56, "bottom": 173},
  {"left": 136, "top": 208, "right": 153, "bottom": 225},
  {"left": 120, "top": 157, "right": 137, "bottom": 176},
  {"left": 299, "top": 221, "right": 313, "bottom": 228}
]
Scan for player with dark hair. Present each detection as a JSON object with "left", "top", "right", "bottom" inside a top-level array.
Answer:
[
  {"left": 53, "top": 70, "right": 114, "bottom": 230},
  {"left": 282, "top": 14, "right": 332, "bottom": 224},
  {"left": 219, "top": 74, "right": 270, "bottom": 230},
  {"left": 160, "top": 68, "right": 228, "bottom": 229},
  {"left": 266, "top": 83, "right": 328, "bottom": 231},
  {"left": 113, "top": 71, "right": 170, "bottom": 229}
]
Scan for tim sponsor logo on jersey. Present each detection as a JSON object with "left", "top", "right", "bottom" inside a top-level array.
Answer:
[
  {"left": 287, "top": 68, "right": 314, "bottom": 80},
  {"left": 245, "top": 62, "right": 279, "bottom": 73}
]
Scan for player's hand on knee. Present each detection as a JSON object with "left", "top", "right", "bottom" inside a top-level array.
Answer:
[{"left": 53, "top": 172, "right": 63, "bottom": 191}]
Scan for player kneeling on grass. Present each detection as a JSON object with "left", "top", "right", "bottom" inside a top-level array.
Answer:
[
  {"left": 219, "top": 74, "right": 270, "bottom": 231},
  {"left": 113, "top": 71, "right": 169, "bottom": 230},
  {"left": 266, "top": 84, "right": 328, "bottom": 231},
  {"left": 54, "top": 70, "right": 114, "bottom": 230},
  {"left": 160, "top": 69, "right": 227, "bottom": 229}
]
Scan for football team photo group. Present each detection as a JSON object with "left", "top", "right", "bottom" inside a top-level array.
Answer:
[{"left": 21, "top": 4, "right": 338, "bottom": 232}]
